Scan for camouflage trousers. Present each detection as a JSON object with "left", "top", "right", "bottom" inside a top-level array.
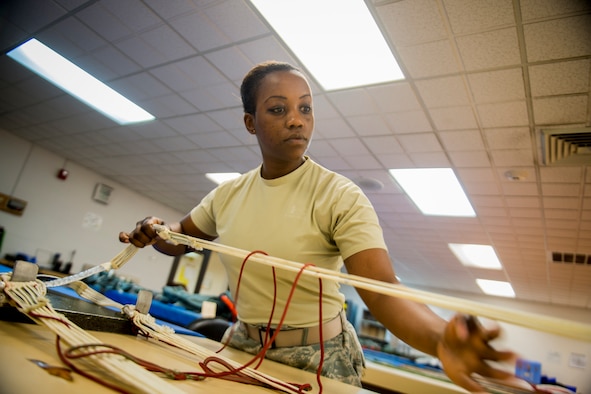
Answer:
[{"left": 221, "top": 315, "right": 365, "bottom": 387}]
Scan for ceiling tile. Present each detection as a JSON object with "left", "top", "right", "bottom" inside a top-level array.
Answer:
[
  {"left": 172, "top": 9, "right": 228, "bottom": 52},
  {"left": 529, "top": 59, "right": 590, "bottom": 97},
  {"left": 542, "top": 183, "right": 581, "bottom": 197},
  {"left": 523, "top": 15, "right": 591, "bottom": 62},
  {"left": 397, "top": 132, "right": 443, "bottom": 153},
  {"left": 439, "top": 129, "right": 485, "bottom": 151},
  {"left": 205, "top": 46, "right": 253, "bottom": 81},
  {"left": 313, "top": 118, "right": 355, "bottom": 139},
  {"left": 456, "top": 27, "right": 521, "bottom": 71},
  {"left": 484, "top": 127, "right": 532, "bottom": 150},
  {"left": 540, "top": 166, "right": 583, "bottom": 183},
  {"left": 468, "top": 68, "right": 525, "bottom": 104},
  {"left": 411, "top": 152, "right": 451, "bottom": 167},
  {"left": 238, "top": 36, "right": 299, "bottom": 66},
  {"left": 139, "top": 24, "right": 196, "bottom": 61},
  {"left": 386, "top": 111, "right": 433, "bottom": 134},
  {"left": 142, "top": 0, "right": 201, "bottom": 20},
  {"left": 329, "top": 137, "right": 370, "bottom": 156},
  {"left": 327, "top": 89, "right": 378, "bottom": 117},
  {"left": 477, "top": 101, "right": 529, "bottom": 128},
  {"left": 430, "top": 106, "right": 478, "bottom": 130},
  {"left": 187, "top": 130, "right": 242, "bottom": 149},
  {"left": 203, "top": 0, "right": 268, "bottom": 42},
  {"left": 5, "top": 0, "right": 67, "bottom": 33},
  {"left": 115, "top": 35, "right": 168, "bottom": 68},
  {"left": 84, "top": 45, "right": 142, "bottom": 81},
  {"left": 520, "top": 0, "right": 591, "bottom": 21},
  {"left": 348, "top": 115, "right": 392, "bottom": 136},
  {"left": 448, "top": 150, "right": 491, "bottom": 167},
  {"left": 444, "top": 0, "right": 515, "bottom": 35},
  {"left": 343, "top": 155, "right": 382, "bottom": 170},
  {"left": 77, "top": 2, "right": 133, "bottom": 42},
  {"left": 367, "top": 83, "right": 422, "bottom": 112},
  {"left": 364, "top": 136, "right": 404, "bottom": 155},
  {"left": 100, "top": 0, "right": 162, "bottom": 32},
  {"left": 377, "top": 0, "right": 447, "bottom": 46},
  {"left": 416, "top": 76, "right": 471, "bottom": 107},
  {"left": 532, "top": 95, "right": 588, "bottom": 125},
  {"left": 397, "top": 40, "right": 461, "bottom": 78}
]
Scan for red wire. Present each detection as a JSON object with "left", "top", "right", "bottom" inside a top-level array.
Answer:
[
  {"left": 216, "top": 250, "right": 270, "bottom": 354},
  {"left": 316, "top": 277, "right": 324, "bottom": 392},
  {"left": 52, "top": 249, "right": 328, "bottom": 394},
  {"left": 56, "top": 337, "right": 132, "bottom": 394},
  {"left": 204, "top": 249, "right": 320, "bottom": 393}
]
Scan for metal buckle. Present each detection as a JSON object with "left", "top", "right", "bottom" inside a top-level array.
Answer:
[{"left": 259, "top": 327, "right": 276, "bottom": 349}]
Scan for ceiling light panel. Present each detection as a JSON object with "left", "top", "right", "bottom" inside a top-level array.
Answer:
[
  {"left": 250, "top": 0, "right": 404, "bottom": 90},
  {"left": 389, "top": 168, "right": 476, "bottom": 217},
  {"left": 7, "top": 39, "right": 155, "bottom": 125},
  {"left": 206, "top": 172, "right": 241, "bottom": 185},
  {"left": 476, "top": 279, "right": 515, "bottom": 298},
  {"left": 449, "top": 243, "right": 502, "bottom": 269}
]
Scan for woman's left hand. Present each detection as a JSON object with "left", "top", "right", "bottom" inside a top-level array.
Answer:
[{"left": 437, "top": 314, "right": 518, "bottom": 393}]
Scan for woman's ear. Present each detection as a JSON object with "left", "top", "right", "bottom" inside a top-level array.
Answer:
[{"left": 244, "top": 113, "right": 255, "bottom": 134}]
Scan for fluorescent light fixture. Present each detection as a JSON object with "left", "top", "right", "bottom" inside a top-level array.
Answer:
[
  {"left": 389, "top": 168, "right": 475, "bottom": 217},
  {"left": 7, "top": 39, "right": 155, "bottom": 125},
  {"left": 250, "top": 0, "right": 404, "bottom": 90},
  {"left": 449, "top": 244, "right": 502, "bottom": 269},
  {"left": 476, "top": 279, "right": 515, "bottom": 298},
  {"left": 206, "top": 172, "right": 241, "bottom": 185}
]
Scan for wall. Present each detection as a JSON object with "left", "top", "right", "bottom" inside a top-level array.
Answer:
[
  {"left": 342, "top": 283, "right": 591, "bottom": 393},
  {"left": 0, "top": 129, "right": 185, "bottom": 291}
]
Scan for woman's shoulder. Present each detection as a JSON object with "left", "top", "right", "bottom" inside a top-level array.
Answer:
[{"left": 308, "top": 159, "right": 361, "bottom": 190}]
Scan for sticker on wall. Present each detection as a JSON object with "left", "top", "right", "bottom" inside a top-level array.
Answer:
[
  {"left": 0, "top": 192, "right": 27, "bottom": 216},
  {"left": 82, "top": 212, "right": 103, "bottom": 231},
  {"left": 92, "top": 183, "right": 114, "bottom": 204}
]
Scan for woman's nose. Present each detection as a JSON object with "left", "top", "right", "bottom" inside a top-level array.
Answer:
[{"left": 286, "top": 110, "right": 304, "bottom": 128}]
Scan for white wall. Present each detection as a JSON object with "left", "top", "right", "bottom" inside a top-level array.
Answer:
[{"left": 0, "top": 129, "right": 186, "bottom": 291}]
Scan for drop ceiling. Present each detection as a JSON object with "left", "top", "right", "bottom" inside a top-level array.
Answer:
[{"left": 0, "top": 0, "right": 590, "bottom": 308}]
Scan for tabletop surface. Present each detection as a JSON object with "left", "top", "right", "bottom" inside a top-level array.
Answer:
[{"left": 0, "top": 319, "right": 377, "bottom": 394}]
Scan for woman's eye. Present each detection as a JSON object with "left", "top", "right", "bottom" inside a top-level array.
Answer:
[
  {"left": 269, "top": 106, "right": 284, "bottom": 114},
  {"left": 301, "top": 105, "right": 312, "bottom": 114}
]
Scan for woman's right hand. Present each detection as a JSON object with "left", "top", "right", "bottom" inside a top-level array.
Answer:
[{"left": 119, "top": 216, "right": 166, "bottom": 248}]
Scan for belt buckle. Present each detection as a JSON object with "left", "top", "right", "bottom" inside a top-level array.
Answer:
[{"left": 259, "top": 327, "right": 276, "bottom": 349}]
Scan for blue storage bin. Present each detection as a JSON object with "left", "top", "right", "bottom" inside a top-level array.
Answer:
[{"left": 515, "top": 358, "right": 542, "bottom": 384}]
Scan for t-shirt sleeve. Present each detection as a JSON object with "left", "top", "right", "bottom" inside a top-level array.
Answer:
[
  {"left": 190, "top": 188, "right": 218, "bottom": 237},
  {"left": 331, "top": 182, "right": 388, "bottom": 260}
]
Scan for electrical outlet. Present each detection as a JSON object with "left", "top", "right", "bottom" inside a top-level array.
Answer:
[{"left": 547, "top": 351, "right": 561, "bottom": 364}]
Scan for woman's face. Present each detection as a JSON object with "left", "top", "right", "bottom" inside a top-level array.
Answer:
[{"left": 245, "top": 70, "right": 314, "bottom": 166}]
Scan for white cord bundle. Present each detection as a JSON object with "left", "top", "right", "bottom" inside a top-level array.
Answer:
[
  {"left": 66, "top": 280, "right": 310, "bottom": 393},
  {"left": 1, "top": 274, "right": 184, "bottom": 394},
  {"left": 128, "top": 310, "right": 307, "bottom": 392},
  {"left": 153, "top": 225, "right": 591, "bottom": 342}
]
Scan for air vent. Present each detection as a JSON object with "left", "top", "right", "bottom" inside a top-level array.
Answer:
[
  {"left": 541, "top": 128, "right": 591, "bottom": 166},
  {"left": 551, "top": 251, "right": 591, "bottom": 265}
]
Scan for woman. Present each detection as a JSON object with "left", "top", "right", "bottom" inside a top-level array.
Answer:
[{"left": 120, "top": 61, "right": 515, "bottom": 391}]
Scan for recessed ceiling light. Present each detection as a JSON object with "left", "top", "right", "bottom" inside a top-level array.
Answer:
[
  {"left": 206, "top": 172, "right": 241, "bottom": 185},
  {"left": 449, "top": 243, "right": 502, "bottom": 269},
  {"left": 7, "top": 39, "right": 155, "bottom": 125},
  {"left": 389, "top": 168, "right": 475, "bottom": 217},
  {"left": 476, "top": 279, "right": 515, "bottom": 298},
  {"left": 249, "top": 0, "right": 404, "bottom": 90}
]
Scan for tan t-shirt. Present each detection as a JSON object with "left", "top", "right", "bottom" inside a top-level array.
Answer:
[{"left": 191, "top": 158, "right": 387, "bottom": 327}]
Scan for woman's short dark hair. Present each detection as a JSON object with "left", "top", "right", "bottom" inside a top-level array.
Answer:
[{"left": 240, "top": 61, "right": 302, "bottom": 115}]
